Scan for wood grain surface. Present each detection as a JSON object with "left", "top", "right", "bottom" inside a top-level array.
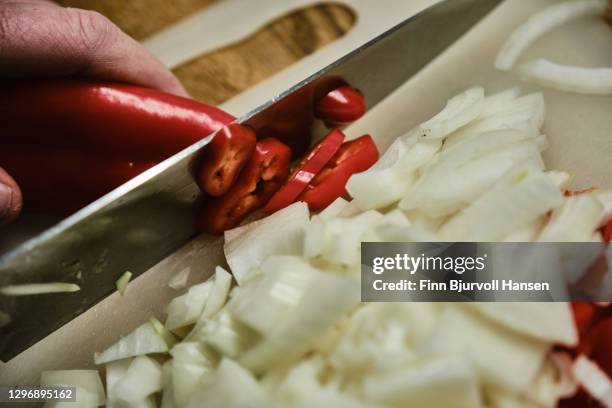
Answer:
[{"left": 56, "top": 0, "right": 355, "bottom": 105}]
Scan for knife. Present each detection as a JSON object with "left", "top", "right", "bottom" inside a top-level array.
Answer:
[{"left": 0, "top": 0, "right": 502, "bottom": 361}]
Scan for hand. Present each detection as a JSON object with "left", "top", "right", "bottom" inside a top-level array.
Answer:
[{"left": 0, "top": 0, "right": 188, "bottom": 224}]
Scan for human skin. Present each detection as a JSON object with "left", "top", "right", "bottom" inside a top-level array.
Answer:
[{"left": 0, "top": 0, "right": 188, "bottom": 224}]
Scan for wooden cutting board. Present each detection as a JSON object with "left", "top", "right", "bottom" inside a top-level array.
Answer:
[{"left": 57, "top": 0, "right": 355, "bottom": 105}]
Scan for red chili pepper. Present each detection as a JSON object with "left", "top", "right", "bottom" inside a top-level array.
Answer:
[
  {"left": 0, "top": 80, "right": 235, "bottom": 161},
  {"left": 0, "top": 147, "right": 155, "bottom": 214},
  {"left": 197, "top": 124, "right": 256, "bottom": 197},
  {"left": 314, "top": 85, "right": 366, "bottom": 127},
  {"left": 558, "top": 390, "right": 599, "bottom": 408},
  {"left": 197, "top": 138, "right": 291, "bottom": 235},
  {"left": 601, "top": 219, "right": 612, "bottom": 243},
  {"left": 262, "top": 128, "right": 345, "bottom": 214},
  {"left": 298, "top": 134, "right": 379, "bottom": 211},
  {"left": 0, "top": 79, "right": 240, "bottom": 214},
  {"left": 582, "top": 318, "right": 612, "bottom": 377},
  {"left": 572, "top": 302, "right": 600, "bottom": 338}
]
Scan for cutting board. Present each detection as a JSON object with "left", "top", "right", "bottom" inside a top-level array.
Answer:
[{"left": 58, "top": 0, "right": 355, "bottom": 104}]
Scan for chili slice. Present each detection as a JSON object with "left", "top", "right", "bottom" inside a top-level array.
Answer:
[
  {"left": 314, "top": 85, "right": 367, "bottom": 126},
  {"left": 197, "top": 124, "right": 256, "bottom": 197},
  {"left": 298, "top": 134, "right": 379, "bottom": 211},
  {"left": 262, "top": 128, "right": 345, "bottom": 213},
  {"left": 197, "top": 138, "right": 292, "bottom": 235}
]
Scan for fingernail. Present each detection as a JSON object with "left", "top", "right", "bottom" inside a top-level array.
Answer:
[{"left": 0, "top": 183, "right": 13, "bottom": 219}]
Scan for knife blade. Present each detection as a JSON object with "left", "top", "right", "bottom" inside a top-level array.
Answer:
[{"left": 0, "top": 0, "right": 502, "bottom": 361}]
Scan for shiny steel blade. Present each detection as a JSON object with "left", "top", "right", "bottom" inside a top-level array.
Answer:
[{"left": 0, "top": 0, "right": 502, "bottom": 360}]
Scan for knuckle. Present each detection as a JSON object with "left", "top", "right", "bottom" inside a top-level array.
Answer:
[{"left": 66, "top": 8, "right": 119, "bottom": 55}]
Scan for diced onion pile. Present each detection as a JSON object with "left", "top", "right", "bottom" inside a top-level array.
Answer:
[
  {"left": 41, "top": 87, "right": 612, "bottom": 408},
  {"left": 496, "top": 0, "right": 612, "bottom": 95}
]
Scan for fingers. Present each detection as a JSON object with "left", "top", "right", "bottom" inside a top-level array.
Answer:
[
  {"left": 0, "top": 167, "right": 22, "bottom": 225},
  {"left": 0, "top": 1, "right": 188, "bottom": 96}
]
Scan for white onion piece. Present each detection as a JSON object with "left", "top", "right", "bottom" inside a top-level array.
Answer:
[
  {"left": 110, "top": 356, "right": 162, "bottom": 408},
  {"left": 234, "top": 256, "right": 360, "bottom": 373},
  {"left": 0, "top": 282, "right": 80, "bottom": 296},
  {"left": 495, "top": 0, "right": 607, "bottom": 71},
  {"left": 465, "top": 303, "right": 577, "bottom": 346},
  {"left": 413, "top": 86, "right": 484, "bottom": 139},
  {"left": 224, "top": 202, "right": 309, "bottom": 285},
  {"left": 427, "top": 307, "right": 549, "bottom": 394},
  {"left": 480, "top": 87, "right": 522, "bottom": 117},
  {"left": 115, "top": 271, "right": 132, "bottom": 296},
  {"left": 185, "top": 358, "right": 271, "bottom": 408},
  {"left": 519, "top": 59, "right": 612, "bottom": 95},
  {"left": 105, "top": 359, "right": 131, "bottom": 397},
  {"left": 149, "top": 317, "right": 178, "bottom": 348},
  {"left": 165, "top": 280, "right": 213, "bottom": 331},
  {"left": 546, "top": 170, "right": 572, "bottom": 189},
  {"left": 94, "top": 321, "right": 169, "bottom": 365},
  {"left": 573, "top": 356, "right": 612, "bottom": 407},
  {"left": 41, "top": 370, "right": 105, "bottom": 407},
  {"left": 170, "top": 342, "right": 215, "bottom": 406},
  {"left": 538, "top": 193, "right": 604, "bottom": 242},
  {"left": 440, "top": 165, "right": 564, "bottom": 241},
  {"left": 168, "top": 267, "right": 190, "bottom": 290},
  {"left": 318, "top": 197, "right": 350, "bottom": 221},
  {"left": 160, "top": 361, "right": 175, "bottom": 408},
  {"left": 363, "top": 355, "right": 480, "bottom": 407}
]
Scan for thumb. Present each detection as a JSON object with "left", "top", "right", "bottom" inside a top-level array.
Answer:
[{"left": 0, "top": 168, "right": 22, "bottom": 225}]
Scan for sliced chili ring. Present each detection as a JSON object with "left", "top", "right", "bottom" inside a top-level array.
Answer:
[
  {"left": 197, "top": 138, "right": 291, "bottom": 235},
  {"left": 262, "top": 128, "right": 345, "bottom": 214},
  {"left": 197, "top": 123, "right": 257, "bottom": 197},
  {"left": 314, "top": 85, "right": 367, "bottom": 127},
  {"left": 298, "top": 134, "right": 379, "bottom": 211}
]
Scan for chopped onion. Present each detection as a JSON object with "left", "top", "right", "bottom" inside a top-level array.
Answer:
[
  {"left": 573, "top": 356, "right": 612, "bottom": 406},
  {"left": 185, "top": 358, "right": 271, "bottom": 408},
  {"left": 440, "top": 165, "right": 564, "bottom": 241},
  {"left": 165, "top": 280, "right": 213, "bottom": 331},
  {"left": 170, "top": 342, "right": 215, "bottom": 406},
  {"left": 412, "top": 86, "right": 484, "bottom": 139},
  {"left": 495, "top": 0, "right": 607, "bottom": 71},
  {"left": 160, "top": 361, "right": 174, "bottom": 408},
  {"left": 363, "top": 355, "right": 480, "bottom": 407},
  {"left": 546, "top": 170, "right": 572, "bottom": 189},
  {"left": 224, "top": 202, "right": 310, "bottom": 285},
  {"left": 105, "top": 359, "right": 131, "bottom": 395},
  {"left": 538, "top": 193, "right": 604, "bottom": 241},
  {"left": 233, "top": 256, "right": 360, "bottom": 373},
  {"left": 149, "top": 317, "right": 178, "bottom": 348},
  {"left": 0, "top": 282, "right": 80, "bottom": 296},
  {"left": 518, "top": 59, "right": 612, "bottom": 95},
  {"left": 115, "top": 271, "right": 132, "bottom": 296},
  {"left": 109, "top": 356, "right": 162, "bottom": 408},
  {"left": 41, "top": 370, "right": 105, "bottom": 407},
  {"left": 94, "top": 321, "right": 170, "bottom": 365},
  {"left": 465, "top": 303, "right": 577, "bottom": 346},
  {"left": 168, "top": 267, "right": 191, "bottom": 290},
  {"left": 426, "top": 307, "right": 549, "bottom": 394}
]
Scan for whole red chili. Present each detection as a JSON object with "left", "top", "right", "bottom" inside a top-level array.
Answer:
[
  {"left": 197, "top": 124, "right": 257, "bottom": 197},
  {"left": 314, "top": 85, "right": 366, "bottom": 127},
  {"left": 0, "top": 79, "right": 238, "bottom": 214},
  {"left": 0, "top": 147, "right": 155, "bottom": 214},
  {"left": 0, "top": 80, "right": 235, "bottom": 160},
  {"left": 197, "top": 138, "right": 292, "bottom": 235}
]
